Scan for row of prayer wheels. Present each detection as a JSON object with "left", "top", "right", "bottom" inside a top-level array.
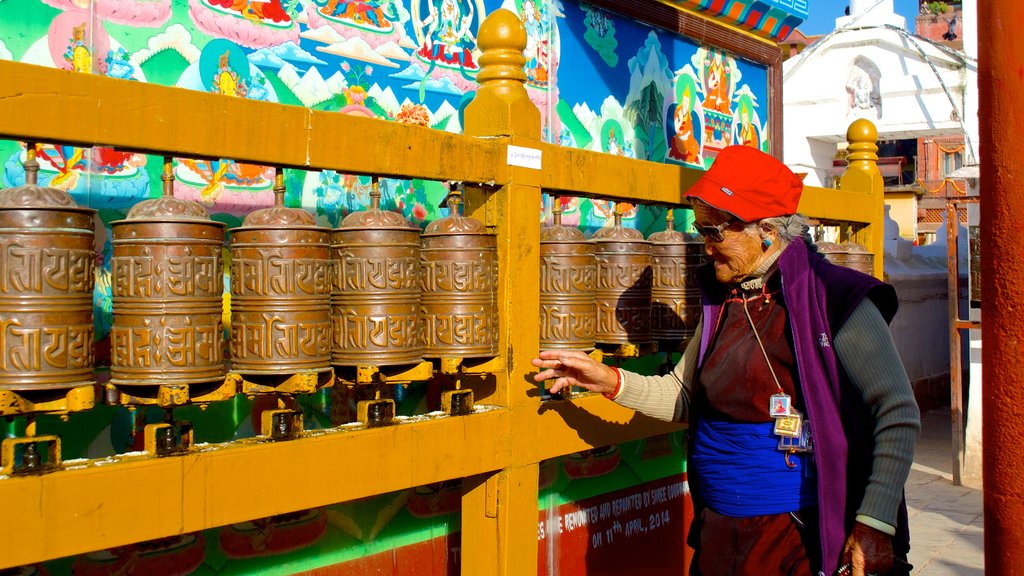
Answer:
[
  {"left": 540, "top": 203, "right": 705, "bottom": 351},
  {"left": 112, "top": 172, "right": 499, "bottom": 393},
  {"left": 0, "top": 151, "right": 500, "bottom": 398}
]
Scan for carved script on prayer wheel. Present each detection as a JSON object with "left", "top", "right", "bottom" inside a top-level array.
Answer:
[
  {"left": 230, "top": 190, "right": 331, "bottom": 375},
  {"left": 818, "top": 241, "right": 874, "bottom": 277},
  {"left": 592, "top": 213, "right": 651, "bottom": 346},
  {"left": 110, "top": 196, "right": 226, "bottom": 387},
  {"left": 648, "top": 213, "right": 704, "bottom": 346},
  {"left": 539, "top": 206, "right": 595, "bottom": 350},
  {"left": 420, "top": 195, "right": 498, "bottom": 359},
  {"left": 331, "top": 182, "right": 422, "bottom": 367},
  {"left": 0, "top": 152, "right": 96, "bottom": 391}
]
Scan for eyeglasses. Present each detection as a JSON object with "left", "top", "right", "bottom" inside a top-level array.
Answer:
[{"left": 694, "top": 219, "right": 735, "bottom": 243}]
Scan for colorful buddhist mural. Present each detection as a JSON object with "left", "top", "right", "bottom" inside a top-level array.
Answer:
[{"left": 0, "top": 0, "right": 796, "bottom": 573}]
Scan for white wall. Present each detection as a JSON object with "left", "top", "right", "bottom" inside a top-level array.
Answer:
[{"left": 783, "top": 27, "right": 973, "bottom": 185}]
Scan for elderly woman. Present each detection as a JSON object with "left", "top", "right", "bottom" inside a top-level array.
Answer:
[{"left": 532, "top": 146, "right": 919, "bottom": 576}]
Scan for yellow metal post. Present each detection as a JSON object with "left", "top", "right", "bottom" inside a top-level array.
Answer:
[
  {"left": 840, "top": 119, "right": 885, "bottom": 279},
  {"left": 461, "top": 9, "right": 541, "bottom": 575}
]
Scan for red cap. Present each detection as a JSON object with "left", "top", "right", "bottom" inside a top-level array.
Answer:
[{"left": 684, "top": 146, "right": 803, "bottom": 222}]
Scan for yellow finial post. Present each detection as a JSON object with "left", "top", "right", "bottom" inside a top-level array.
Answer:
[
  {"left": 463, "top": 9, "right": 540, "bottom": 139},
  {"left": 841, "top": 119, "right": 884, "bottom": 278},
  {"left": 459, "top": 11, "right": 543, "bottom": 576}
]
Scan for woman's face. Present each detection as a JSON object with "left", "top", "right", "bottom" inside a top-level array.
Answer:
[{"left": 692, "top": 203, "right": 772, "bottom": 285}]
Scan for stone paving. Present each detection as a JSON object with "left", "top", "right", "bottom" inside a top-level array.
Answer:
[{"left": 905, "top": 408, "right": 984, "bottom": 575}]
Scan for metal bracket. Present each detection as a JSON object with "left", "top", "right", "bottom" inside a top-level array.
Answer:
[
  {"left": 260, "top": 409, "right": 304, "bottom": 441},
  {"left": 0, "top": 385, "right": 95, "bottom": 417},
  {"left": 441, "top": 389, "right": 474, "bottom": 416},
  {"left": 0, "top": 435, "right": 61, "bottom": 476},
  {"left": 357, "top": 399, "right": 395, "bottom": 427},
  {"left": 596, "top": 341, "right": 658, "bottom": 359},
  {"left": 107, "top": 377, "right": 238, "bottom": 408},
  {"left": 438, "top": 356, "right": 504, "bottom": 376},
  {"left": 239, "top": 368, "right": 335, "bottom": 396},
  {"left": 336, "top": 361, "right": 434, "bottom": 386},
  {"left": 143, "top": 422, "right": 194, "bottom": 456}
]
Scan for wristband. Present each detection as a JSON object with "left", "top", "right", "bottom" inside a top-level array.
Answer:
[{"left": 603, "top": 367, "right": 622, "bottom": 399}]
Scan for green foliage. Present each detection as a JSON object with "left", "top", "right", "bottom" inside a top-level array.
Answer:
[
  {"left": 624, "top": 82, "right": 666, "bottom": 161},
  {"left": 624, "top": 82, "right": 665, "bottom": 128},
  {"left": 923, "top": 1, "right": 951, "bottom": 15}
]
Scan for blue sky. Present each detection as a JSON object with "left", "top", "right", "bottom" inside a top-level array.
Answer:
[{"left": 797, "top": 0, "right": 920, "bottom": 35}]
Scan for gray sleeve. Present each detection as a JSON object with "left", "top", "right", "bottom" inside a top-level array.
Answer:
[
  {"left": 611, "top": 321, "right": 701, "bottom": 423},
  {"left": 834, "top": 298, "right": 921, "bottom": 528}
]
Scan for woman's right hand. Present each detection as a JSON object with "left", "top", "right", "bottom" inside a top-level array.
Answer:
[{"left": 531, "top": 350, "right": 619, "bottom": 396}]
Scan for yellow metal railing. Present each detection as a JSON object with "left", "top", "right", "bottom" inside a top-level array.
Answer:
[{"left": 0, "top": 9, "right": 884, "bottom": 573}]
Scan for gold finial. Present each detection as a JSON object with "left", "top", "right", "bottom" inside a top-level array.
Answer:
[
  {"left": 666, "top": 208, "right": 675, "bottom": 231},
  {"left": 846, "top": 118, "right": 879, "bottom": 167},
  {"left": 23, "top": 142, "right": 38, "bottom": 186},
  {"left": 274, "top": 167, "right": 285, "bottom": 207},
  {"left": 464, "top": 9, "right": 539, "bottom": 138},
  {"left": 552, "top": 197, "right": 563, "bottom": 226},
  {"left": 476, "top": 9, "right": 528, "bottom": 87},
  {"left": 162, "top": 157, "right": 174, "bottom": 197},
  {"left": 370, "top": 177, "right": 381, "bottom": 210},
  {"left": 613, "top": 202, "right": 624, "bottom": 228}
]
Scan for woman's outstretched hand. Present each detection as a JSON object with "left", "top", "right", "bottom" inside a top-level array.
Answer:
[{"left": 531, "top": 350, "right": 619, "bottom": 396}]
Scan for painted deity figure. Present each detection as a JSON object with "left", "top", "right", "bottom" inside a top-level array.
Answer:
[
  {"left": 212, "top": 50, "right": 249, "bottom": 98},
  {"left": 418, "top": 0, "right": 476, "bottom": 74},
  {"left": 64, "top": 23, "right": 92, "bottom": 74},
  {"left": 669, "top": 86, "right": 701, "bottom": 165},
  {"left": 702, "top": 50, "right": 732, "bottom": 114},
  {"left": 736, "top": 101, "right": 760, "bottom": 148},
  {"left": 522, "top": 0, "right": 550, "bottom": 87},
  {"left": 607, "top": 128, "right": 621, "bottom": 156}
]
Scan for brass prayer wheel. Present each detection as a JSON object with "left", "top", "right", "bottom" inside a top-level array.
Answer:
[
  {"left": 818, "top": 241, "right": 874, "bottom": 276},
  {"left": 230, "top": 170, "right": 331, "bottom": 375},
  {"left": 110, "top": 159, "right": 226, "bottom": 388},
  {"left": 0, "top": 145, "right": 96, "bottom": 391},
  {"left": 648, "top": 210, "right": 704, "bottom": 346},
  {"left": 592, "top": 207, "right": 652, "bottom": 346},
  {"left": 331, "top": 179, "right": 422, "bottom": 367},
  {"left": 539, "top": 199, "right": 595, "bottom": 351},
  {"left": 420, "top": 189, "right": 498, "bottom": 359}
]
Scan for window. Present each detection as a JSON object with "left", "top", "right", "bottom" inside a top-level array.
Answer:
[{"left": 943, "top": 150, "right": 963, "bottom": 176}]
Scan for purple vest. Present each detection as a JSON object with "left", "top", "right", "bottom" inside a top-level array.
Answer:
[{"left": 697, "top": 240, "right": 902, "bottom": 574}]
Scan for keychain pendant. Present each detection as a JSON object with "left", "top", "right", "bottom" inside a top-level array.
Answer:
[
  {"left": 769, "top": 393, "right": 792, "bottom": 418},
  {"left": 778, "top": 420, "right": 814, "bottom": 453},
  {"left": 774, "top": 411, "right": 802, "bottom": 438}
]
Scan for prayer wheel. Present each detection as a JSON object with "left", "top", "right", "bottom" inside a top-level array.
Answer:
[
  {"left": 331, "top": 179, "right": 422, "bottom": 367},
  {"left": 648, "top": 210, "right": 704, "bottom": 346},
  {"left": 592, "top": 207, "right": 652, "bottom": 346},
  {"left": 539, "top": 199, "right": 595, "bottom": 351},
  {"left": 818, "top": 241, "right": 874, "bottom": 276},
  {"left": 230, "top": 171, "right": 331, "bottom": 375},
  {"left": 0, "top": 145, "right": 96, "bottom": 391},
  {"left": 110, "top": 160, "right": 226, "bottom": 388},
  {"left": 420, "top": 190, "right": 498, "bottom": 359}
]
